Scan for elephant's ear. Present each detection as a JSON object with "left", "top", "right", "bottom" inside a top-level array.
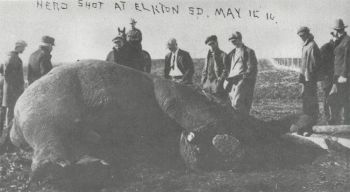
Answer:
[{"left": 212, "top": 134, "right": 244, "bottom": 160}]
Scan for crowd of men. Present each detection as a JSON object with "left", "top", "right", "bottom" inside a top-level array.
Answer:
[
  {"left": 296, "top": 19, "right": 350, "bottom": 135},
  {"left": 1, "top": 18, "right": 349, "bottom": 140},
  {"left": 0, "top": 36, "right": 54, "bottom": 141}
]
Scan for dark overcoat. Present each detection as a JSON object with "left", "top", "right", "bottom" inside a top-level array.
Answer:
[
  {"left": 201, "top": 49, "right": 227, "bottom": 95},
  {"left": 164, "top": 49, "right": 194, "bottom": 84},
  {"left": 27, "top": 46, "right": 53, "bottom": 85},
  {"left": 2, "top": 51, "right": 24, "bottom": 107}
]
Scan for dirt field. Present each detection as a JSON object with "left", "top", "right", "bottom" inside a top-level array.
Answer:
[{"left": 0, "top": 59, "right": 349, "bottom": 192}]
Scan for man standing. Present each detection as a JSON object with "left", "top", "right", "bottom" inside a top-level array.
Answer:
[
  {"left": 2, "top": 40, "right": 27, "bottom": 129},
  {"left": 329, "top": 19, "right": 350, "bottom": 125},
  {"left": 297, "top": 27, "right": 322, "bottom": 133},
  {"left": 320, "top": 33, "right": 337, "bottom": 124},
  {"left": 201, "top": 35, "right": 227, "bottom": 98},
  {"left": 164, "top": 38, "right": 194, "bottom": 84},
  {"left": 27, "top": 36, "right": 54, "bottom": 85},
  {"left": 224, "top": 32, "right": 258, "bottom": 115}
]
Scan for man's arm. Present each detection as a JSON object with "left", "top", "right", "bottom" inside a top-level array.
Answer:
[
  {"left": 244, "top": 49, "right": 258, "bottom": 79},
  {"left": 344, "top": 42, "right": 350, "bottom": 78},
  {"left": 201, "top": 54, "right": 208, "bottom": 85},
  {"left": 39, "top": 54, "right": 53, "bottom": 76},
  {"left": 164, "top": 54, "right": 171, "bottom": 79},
  {"left": 217, "top": 52, "right": 228, "bottom": 85},
  {"left": 181, "top": 52, "right": 194, "bottom": 83}
]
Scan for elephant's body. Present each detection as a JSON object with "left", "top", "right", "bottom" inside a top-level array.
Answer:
[{"left": 10, "top": 60, "right": 326, "bottom": 189}]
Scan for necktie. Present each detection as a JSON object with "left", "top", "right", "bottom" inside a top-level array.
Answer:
[{"left": 171, "top": 53, "right": 176, "bottom": 69}]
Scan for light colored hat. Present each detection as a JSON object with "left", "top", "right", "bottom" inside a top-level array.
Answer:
[
  {"left": 333, "top": 19, "right": 348, "bottom": 30},
  {"left": 15, "top": 40, "right": 27, "bottom": 47}
]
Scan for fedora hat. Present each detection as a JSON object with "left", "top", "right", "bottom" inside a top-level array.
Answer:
[{"left": 333, "top": 19, "right": 348, "bottom": 30}]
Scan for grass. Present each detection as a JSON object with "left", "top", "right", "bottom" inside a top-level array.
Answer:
[{"left": 0, "top": 59, "right": 349, "bottom": 192}]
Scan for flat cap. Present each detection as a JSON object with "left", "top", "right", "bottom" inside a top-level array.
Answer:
[
  {"left": 228, "top": 31, "right": 242, "bottom": 41},
  {"left": 205, "top": 35, "right": 217, "bottom": 44},
  {"left": 15, "top": 40, "right": 27, "bottom": 47},
  {"left": 297, "top": 26, "right": 310, "bottom": 35},
  {"left": 42, "top": 36, "right": 55, "bottom": 46}
]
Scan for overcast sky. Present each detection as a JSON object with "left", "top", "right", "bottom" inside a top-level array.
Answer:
[{"left": 0, "top": 0, "right": 349, "bottom": 64}]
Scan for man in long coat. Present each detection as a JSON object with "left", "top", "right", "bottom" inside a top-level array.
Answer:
[
  {"left": 2, "top": 40, "right": 27, "bottom": 128},
  {"left": 27, "top": 36, "right": 54, "bottom": 85},
  {"left": 320, "top": 35, "right": 337, "bottom": 124},
  {"left": 201, "top": 35, "right": 227, "bottom": 99},
  {"left": 329, "top": 19, "right": 350, "bottom": 124},
  {"left": 164, "top": 38, "right": 194, "bottom": 84},
  {"left": 297, "top": 27, "right": 322, "bottom": 134},
  {"left": 223, "top": 32, "right": 258, "bottom": 115}
]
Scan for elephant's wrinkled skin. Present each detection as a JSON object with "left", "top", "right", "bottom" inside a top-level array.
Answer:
[{"left": 10, "top": 60, "right": 326, "bottom": 189}]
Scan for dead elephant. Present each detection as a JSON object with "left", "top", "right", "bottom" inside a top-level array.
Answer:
[{"left": 10, "top": 60, "right": 327, "bottom": 190}]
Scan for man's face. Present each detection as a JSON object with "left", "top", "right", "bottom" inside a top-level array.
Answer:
[
  {"left": 114, "top": 39, "right": 125, "bottom": 49},
  {"left": 48, "top": 45, "right": 53, "bottom": 53},
  {"left": 131, "top": 23, "right": 135, "bottom": 28},
  {"left": 298, "top": 33, "right": 308, "bottom": 42},
  {"left": 168, "top": 44, "right": 177, "bottom": 52},
  {"left": 230, "top": 39, "right": 242, "bottom": 48},
  {"left": 16, "top": 46, "right": 26, "bottom": 54},
  {"left": 332, "top": 29, "right": 344, "bottom": 39},
  {"left": 207, "top": 41, "right": 218, "bottom": 52}
]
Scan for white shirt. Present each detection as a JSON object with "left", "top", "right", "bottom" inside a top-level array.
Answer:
[
  {"left": 228, "top": 47, "right": 244, "bottom": 78},
  {"left": 169, "top": 49, "right": 183, "bottom": 77}
]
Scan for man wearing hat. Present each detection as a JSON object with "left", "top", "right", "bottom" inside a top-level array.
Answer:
[
  {"left": 296, "top": 26, "right": 322, "bottom": 134},
  {"left": 126, "top": 18, "right": 143, "bottom": 51},
  {"left": 223, "top": 31, "right": 258, "bottom": 115},
  {"left": 329, "top": 19, "right": 350, "bottom": 124},
  {"left": 2, "top": 40, "right": 27, "bottom": 131},
  {"left": 164, "top": 38, "right": 194, "bottom": 84},
  {"left": 106, "top": 34, "right": 130, "bottom": 64},
  {"left": 201, "top": 35, "right": 227, "bottom": 98},
  {"left": 27, "top": 36, "right": 54, "bottom": 85},
  {"left": 320, "top": 32, "right": 339, "bottom": 124}
]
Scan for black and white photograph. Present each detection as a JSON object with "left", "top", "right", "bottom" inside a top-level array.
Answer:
[{"left": 0, "top": 0, "right": 349, "bottom": 191}]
